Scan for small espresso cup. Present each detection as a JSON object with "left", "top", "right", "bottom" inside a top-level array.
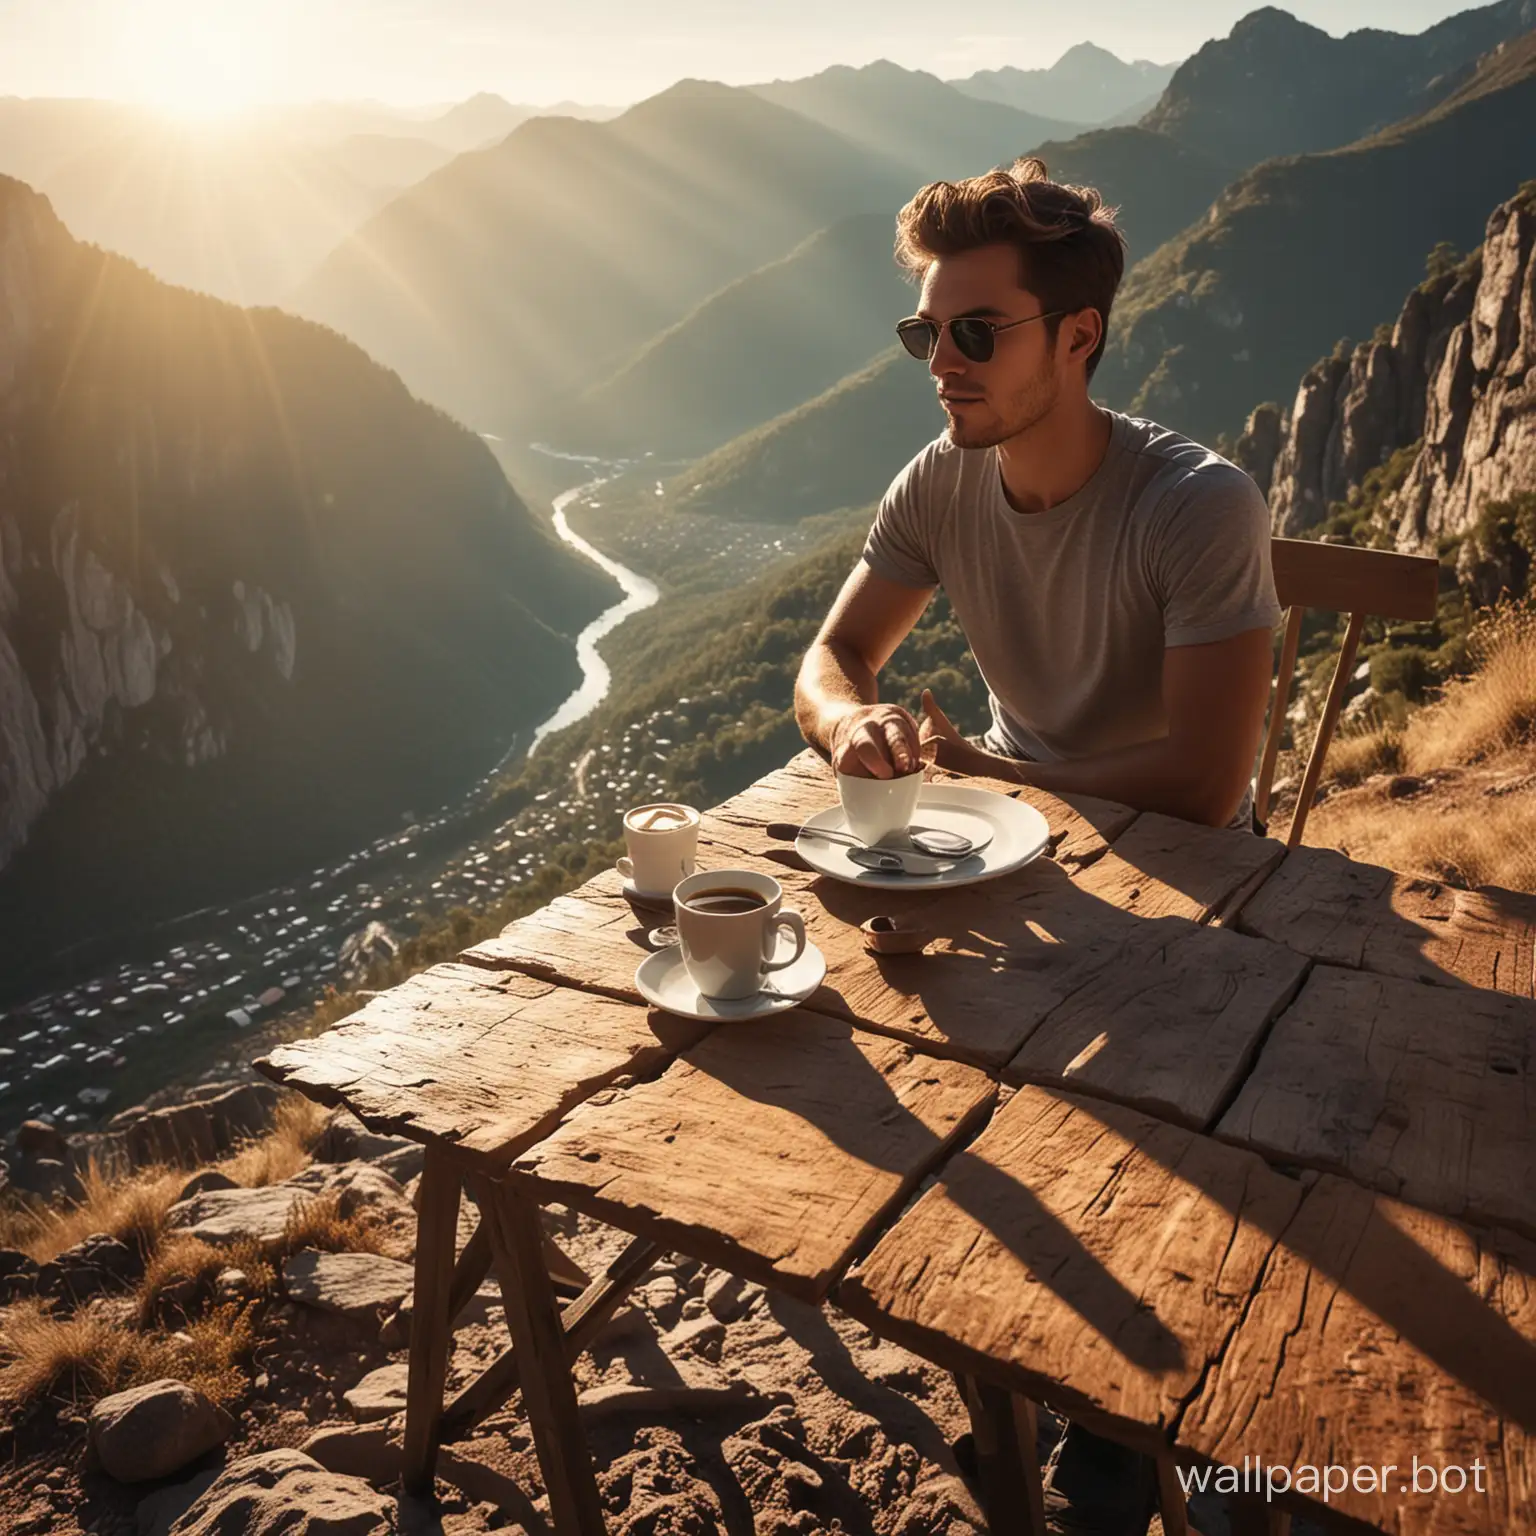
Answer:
[
  {"left": 617, "top": 802, "right": 700, "bottom": 899},
  {"left": 836, "top": 767, "right": 923, "bottom": 845},
  {"left": 673, "top": 869, "right": 807, "bottom": 1001}
]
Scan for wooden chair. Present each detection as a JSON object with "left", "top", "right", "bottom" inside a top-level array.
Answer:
[{"left": 1254, "top": 538, "right": 1440, "bottom": 847}]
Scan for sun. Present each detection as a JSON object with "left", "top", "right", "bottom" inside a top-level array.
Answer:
[{"left": 119, "top": 0, "right": 279, "bottom": 120}]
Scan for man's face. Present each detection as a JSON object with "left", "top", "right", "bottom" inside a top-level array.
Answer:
[{"left": 916, "top": 243, "right": 1068, "bottom": 451}]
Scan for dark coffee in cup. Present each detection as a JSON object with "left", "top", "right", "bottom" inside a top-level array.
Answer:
[{"left": 682, "top": 888, "right": 767, "bottom": 916}]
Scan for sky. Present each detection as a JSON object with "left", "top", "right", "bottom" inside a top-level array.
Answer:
[{"left": 0, "top": 0, "right": 1492, "bottom": 113}]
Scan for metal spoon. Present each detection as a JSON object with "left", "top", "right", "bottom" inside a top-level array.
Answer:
[{"left": 766, "top": 821, "right": 986, "bottom": 858}]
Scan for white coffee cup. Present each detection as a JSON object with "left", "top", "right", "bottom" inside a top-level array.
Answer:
[
  {"left": 672, "top": 869, "right": 807, "bottom": 1001},
  {"left": 617, "top": 802, "right": 700, "bottom": 899},
  {"left": 836, "top": 768, "right": 923, "bottom": 845}
]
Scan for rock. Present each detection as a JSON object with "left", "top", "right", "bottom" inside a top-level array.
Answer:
[
  {"left": 342, "top": 1363, "right": 409, "bottom": 1422},
  {"left": 374, "top": 1142, "right": 425, "bottom": 1186},
  {"left": 124, "top": 1083, "right": 280, "bottom": 1168},
  {"left": 0, "top": 1246, "right": 39, "bottom": 1301},
  {"left": 36, "top": 1233, "right": 139, "bottom": 1303},
  {"left": 89, "top": 1378, "right": 234, "bottom": 1483},
  {"left": 315, "top": 1109, "right": 415, "bottom": 1166},
  {"left": 135, "top": 1469, "right": 222, "bottom": 1536},
  {"left": 667, "top": 1314, "right": 726, "bottom": 1363},
  {"left": 434, "top": 1447, "right": 547, "bottom": 1530},
  {"left": 640, "top": 1274, "right": 684, "bottom": 1327},
  {"left": 381, "top": 1282, "right": 502, "bottom": 1347},
  {"left": 301, "top": 1424, "right": 401, "bottom": 1485},
  {"left": 283, "top": 1250, "right": 414, "bottom": 1323},
  {"left": 165, "top": 1160, "right": 406, "bottom": 1246},
  {"left": 139, "top": 1449, "right": 392, "bottom": 1536},
  {"left": 176, "top": 1169, "right": 239, "bottom": 1202},
  {"left": 7, "top": 1155, "right": 81, "bottom": 1202},
  {"left": 1265, "top": 188, "right": 1536, "bottom": 552},
  {"left": 1388, "top": 773, "right": 1428, "bottom": 799},
  {"left": 703, "top": 1270, "right": 760, "bottom": 1324},
  {"left": 214, "top": 1268, "right": 254, "bottom": 1303},
  {"left": 578, "top": 1379, "right": 776, "bottom": 1421},
  {"left": 680, "top": 1295, "right": 707, "bottom": 1320},
  {"left": 1231, "top": 400, "right": 1283, "bottom": 496},
  {"left": 16, "top": 1119, "right": 67, "bottom": 1159},
  {"left": 326, "top": 1163, "right": 411, "bottom": 1225}
]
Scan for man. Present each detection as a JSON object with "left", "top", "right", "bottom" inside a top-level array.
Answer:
[
  {"left": 793, "top": 158, "right": 1281, "bottom": 1532},
  {"left": 795, "top": 157, "right": 1279, "bottom": 830}
]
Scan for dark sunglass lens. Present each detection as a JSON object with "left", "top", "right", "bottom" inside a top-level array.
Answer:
[
  {"left": 951, "top": 319, "right": 995, "bottom": 363},
  {"left": 897, "top": 320, "right": 936, "bottom": 360}
]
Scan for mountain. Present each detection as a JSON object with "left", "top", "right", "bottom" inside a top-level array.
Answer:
[
  {"left": 326, "top": 133, "right": 455, "bottom": 191},
  {"left": 949, "top": 43, "right": 1179, "bottom": 125},
  {"left": 1252, "top": 182, "right": 1535, "bottom": 573},
  {"left": 666, "top": 348, "right": 937, "bottom": 522},
  {"left": 291, "top": 81, "right": 917, "bottom": 434},
  {"left": 1094, "top": 30, "right": 1536, "bottom": 445},
  {"left": 422, "top": 93, "right": 533, "bottom": 151},
  {"left": 747, "top": 60, "right": 1077, "bottom": 176},
  {"left": 0, "top": 177, "right": 614, "bottom": 972},
  {"left": 1143, "top": 0, "right": 1536, "bottom": 168},
  {"left": 573, "top": 213, "right": 911, "bottom": 457},
  {"left": 0, "top": 100, "right": 453, "bottom": 305}
]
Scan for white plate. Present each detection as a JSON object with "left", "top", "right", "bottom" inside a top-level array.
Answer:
[
  {"left": 635, "top": 935, "right": 827, "bottom": 1022},
  {"left": 795, "top": 784, "right": 1049, "bottom": 890}
]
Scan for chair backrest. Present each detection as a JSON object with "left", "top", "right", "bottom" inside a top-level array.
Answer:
[{"left": 1256, "top": 538, "right": 1440, "bottom": 847}]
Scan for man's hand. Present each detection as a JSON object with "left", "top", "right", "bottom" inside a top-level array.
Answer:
[
  {"left": 830, "top": 703, "right": 922, "bottom": 779},
  {"left": 915, "top": 690, "right": 1013, "bottom": 779}
]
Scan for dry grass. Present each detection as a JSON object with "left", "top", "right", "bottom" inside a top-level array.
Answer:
[
  {"left": 1320, "top": 721, "right": 1404, "bottom": 786},
  {"left": 1308, "top": 785, "right": 1536, "bottom": 891},
  {"left": 1404, "top": 602, "right": 1536, "bottom": 772},
  {"left": 135, "top": 1235, "right": 276, "bottom": 1328},
  {"left": 0, "top": 1091, "right": 330, "bottom": 1266},
  {"left": 0, "top": 1163, "right": 188, "bottom": 1267},
  {"left": 0, "top": 1299, "right": 254, "bottom": 1411},
  {"left": 218, "top": 1094, "right": 329, "bottom": 1188},
  {"left": 279, "top": 1192, "right": 389, "bottom": 1260}
]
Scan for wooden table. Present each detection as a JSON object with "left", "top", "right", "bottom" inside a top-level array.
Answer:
[{"left": 257, "top": 751, "right": 1536, "bottom": 1535}]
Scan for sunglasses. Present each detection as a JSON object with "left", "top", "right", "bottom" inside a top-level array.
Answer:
[{"left": 896, "top": 310, "right": 1067, "bottom": 364}]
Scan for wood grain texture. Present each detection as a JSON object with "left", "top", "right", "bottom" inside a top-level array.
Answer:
[
  {"left": 401, "top": 1145, "right": 461, "bottom": 1496},
  {"left": 837, "top": 1085, "right": 1303, "bottom": 1453},
  {"left": 1217, "top": 965, "right": 1536, "bottom": 1238},
  {"left": 1237, "top": 846, "right": 1536, "bottom": 997},
  {"left": 1004, "top": 920, "right": 1309, "bottom": 1129},
  {"left": 1179, "top": 1175, "right": 1536, "bottom": 1535},
  {"left": 512, "top": 1009, "right": 997, "bottom": 1303},
  {"left": 1074, "top": 813, "right": 1286, "bottom": 924},
  {"left": 255, "top": 963, "right": 707, "bottom": 1172}
]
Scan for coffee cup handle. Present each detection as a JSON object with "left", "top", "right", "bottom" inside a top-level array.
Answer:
[
  {"left": 762, "top": 909, "right": 807, "bottom": 971},
  {"left": 617, "top": 856, "right": 634, "bottom": 879}
]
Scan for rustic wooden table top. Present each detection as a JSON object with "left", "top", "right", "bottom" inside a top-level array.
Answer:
[{"left": 257, "top": 749, "right": 1536, "bottom": 1533}]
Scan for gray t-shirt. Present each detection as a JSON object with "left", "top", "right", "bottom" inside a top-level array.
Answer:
[{"left": 863, "top": 410, "right": 1281, "bottom": 788}]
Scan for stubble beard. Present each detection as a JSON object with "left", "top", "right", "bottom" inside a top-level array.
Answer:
[{"left": 943, "top": 358, "right": 1061, "bottom": 451}]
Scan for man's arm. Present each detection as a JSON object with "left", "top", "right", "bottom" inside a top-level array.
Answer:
[
  {"left": 796, "top": 561, "right": 936, "bottom": 778},
  {"left": 920, "top": 626, "right": 1275, "bottom": 826}
]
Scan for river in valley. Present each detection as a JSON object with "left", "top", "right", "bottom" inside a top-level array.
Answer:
[{"left": 0, "top": 460, "right": 660, "bottom": 1137}]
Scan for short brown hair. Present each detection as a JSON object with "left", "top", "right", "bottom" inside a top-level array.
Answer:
[{"left": 894, "top": 156, "right": 1126, "bottom": 378}]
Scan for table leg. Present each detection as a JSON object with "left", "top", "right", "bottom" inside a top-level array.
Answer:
[
  {"left": 1156, "top": 1455, "right": 1190, "bottom": 1536},
  {"left": 475, "top": 1174, "right": 608, "bottom": 1536},
  {"left": 1229, "top": 1494, "right": 1290, "bottom": 1535},
  {"left": 962, "top": 1375, "right": 1048, "bottom": 1535},
  {"left": 402, "top": 1144, "right": 463, "bottom": 1497}
]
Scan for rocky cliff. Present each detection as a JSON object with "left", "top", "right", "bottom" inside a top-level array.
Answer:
[
  {"left": 0, "top": 176, "right": 613, "bottom": 976},
  {"left": 1249, "top": 183, "right": 1535, "bottom": 558}
]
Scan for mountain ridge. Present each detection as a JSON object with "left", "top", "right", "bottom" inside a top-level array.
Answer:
[{"left": 0, "top": 175, "right": 614, "bottom": 973}]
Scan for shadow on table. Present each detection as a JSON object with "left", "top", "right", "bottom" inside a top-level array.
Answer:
[{"left": 690, "top": 1011, "right": 1187, "bottom": 1377}]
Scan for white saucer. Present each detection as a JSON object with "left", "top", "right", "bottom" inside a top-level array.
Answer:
[
  {"left": 795, "top": 784, "right": 1050, "bottom": 890},
  {"left": 634, "top": 935, "right": 827, "bottom": 1022},
  {"left": 621, "top": 876, "right": 675, "bottom": 910}
]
